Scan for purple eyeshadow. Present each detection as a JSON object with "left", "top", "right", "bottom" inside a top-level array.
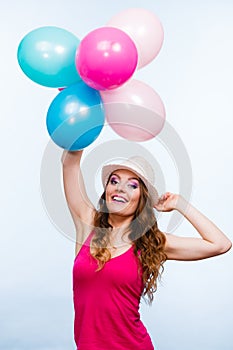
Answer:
[
  {"left": 110, "top": 176, "right": 118, "bottom": 181},
  {"left": 131, "top": 181, "right": 138, "bottom": 187}
]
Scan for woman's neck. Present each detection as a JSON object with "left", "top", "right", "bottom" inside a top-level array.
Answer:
[
  {"left": 107, "top": 214, "right": 133, "bottom": 247},
  {"left": 108, "top": 213, "right": 133, "bottom": 229}
]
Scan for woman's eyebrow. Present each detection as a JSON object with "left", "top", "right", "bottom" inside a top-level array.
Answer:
[
  {"left": 110, "top": 173, "right": 120, "bottom": 178},
  {"left": 128, "top": 177, "right": 139, "bottom": 182},
  {"left": 111, "top": 173, "right": 139, "bottom": 181}
]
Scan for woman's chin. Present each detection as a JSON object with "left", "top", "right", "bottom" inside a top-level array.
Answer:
[{"left": 106, "top": 201, "right": 129, "bottom": 215}]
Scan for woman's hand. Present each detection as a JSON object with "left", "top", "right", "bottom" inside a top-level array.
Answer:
[{"left": 154, "top": 192, "right": 181, "bottom": 212}]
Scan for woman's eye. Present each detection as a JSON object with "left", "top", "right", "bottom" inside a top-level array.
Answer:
[
  {"left": 110, "top": 178, "right": 118, "bottom": 185},
  {"left": 128, "top": 183, "right": 138, "bottom": 189}
]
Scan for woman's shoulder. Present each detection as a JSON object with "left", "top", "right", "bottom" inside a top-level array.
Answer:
[{"left": 74, "top": 229, "right": 95, "bottom": 258}]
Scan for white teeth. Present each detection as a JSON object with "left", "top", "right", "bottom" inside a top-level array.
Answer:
[{"left": 112, "top": 196, "right": 127, "bottom": 203}]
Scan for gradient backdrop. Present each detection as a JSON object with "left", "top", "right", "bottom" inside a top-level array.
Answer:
[{"left": 1, "top": 0, "right": 233, "bottom": 349}]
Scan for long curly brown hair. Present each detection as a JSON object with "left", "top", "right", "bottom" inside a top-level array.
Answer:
[{"left": 90, "top": 178, "right": 167, "bottom": 304}]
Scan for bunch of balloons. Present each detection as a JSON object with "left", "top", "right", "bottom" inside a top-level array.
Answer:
[{"left": 17, "top": 8, "right": 166, "bottom": 150}]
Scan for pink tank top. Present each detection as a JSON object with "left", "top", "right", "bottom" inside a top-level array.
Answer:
[{"left": 73, "top": 231, "right": 154, "bottom": 350}]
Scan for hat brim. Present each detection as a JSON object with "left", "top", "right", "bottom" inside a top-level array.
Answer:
[{"left": 101, "top": 164, "right": 159, "bottom": 206}]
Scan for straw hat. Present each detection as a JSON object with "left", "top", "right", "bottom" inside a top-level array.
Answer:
[{"left": 101, "top": 156, "right": 159, "bottom": 205}]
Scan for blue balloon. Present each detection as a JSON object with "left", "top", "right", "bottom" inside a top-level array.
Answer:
[
  {"left": 46, "top": 82, "right": 105, "bottom": 150},
  {"left": 17, "top": 26, "right": 81, "bottom": 88}
]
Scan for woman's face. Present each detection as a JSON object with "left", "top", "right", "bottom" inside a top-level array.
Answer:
[{"left": 105, "top": 169, "right": 141, "bottom": 217}]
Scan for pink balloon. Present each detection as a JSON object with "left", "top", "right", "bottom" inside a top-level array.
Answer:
[
  {"left": 75, "top": 27, "right": 138, "bottom": 90},
  {"left": 100, "top": 79, "right": 166, "bottom": 142},
  {"left": 107, "top": 8, "right": 164, "bottom": 69}
]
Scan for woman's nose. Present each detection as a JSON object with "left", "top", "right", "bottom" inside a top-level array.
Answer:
[{"left": 116, "top": 182, "right": 126, "bottom": 192}]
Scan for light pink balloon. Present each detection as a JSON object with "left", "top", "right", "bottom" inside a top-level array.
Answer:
[
  {"left": 107, "top": 8, "right": 164, "bottom": 69},
  {"left": 75, "top": 27, "right": 138, "bottom": 90},
  {"left": 100, "top": 79, "right": 166, "bottom": 142}
]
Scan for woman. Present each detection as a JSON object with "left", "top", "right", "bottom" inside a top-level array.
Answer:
[{"left": 62, "top": 150, "right": 231, "bottom": 350}]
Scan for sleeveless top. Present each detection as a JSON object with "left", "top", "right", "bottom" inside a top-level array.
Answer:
[{"left": 73, "top": 231, "right": 154, "bottom": 350}]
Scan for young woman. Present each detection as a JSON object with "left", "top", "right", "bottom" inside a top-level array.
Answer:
[{"left": 61, "top": 149, "right": 231, "bottom": 350}]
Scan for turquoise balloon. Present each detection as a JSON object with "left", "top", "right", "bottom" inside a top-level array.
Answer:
[
  {"left": 17, "top": 26, "right": 81, "bottom": 88},
  {"left": 46, "top": 82, "right": 105, "bottom": 150}
]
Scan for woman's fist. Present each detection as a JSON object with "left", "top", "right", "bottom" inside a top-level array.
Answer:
[{"left": 154, "top": 192, "right": 180, "bottom": 212}]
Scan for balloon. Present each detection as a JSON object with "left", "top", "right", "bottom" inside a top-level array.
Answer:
[
  {"left": 75, "top": 27, "right": 138, "bottom": 90},
  {"left": 17, "top": 26, "right": 81, "bottom": 87},
  {"left": 46, "top": 81, "right": 105, "bottom": 150},
  {"left": 107, "top": 8, "right": 164, "bottom": 69},
  {"left": 100, "top": 79, "right": 165, "bottom": 142}
]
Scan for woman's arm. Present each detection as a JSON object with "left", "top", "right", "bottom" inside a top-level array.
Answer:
[
  {"left": 61, "top": 150, "right": 95, "bottom": 227},
  {"left": 154, "top": 192, "right": 232, "bottom": 261}
]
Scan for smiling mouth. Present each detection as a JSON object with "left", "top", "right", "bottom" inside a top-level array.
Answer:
[{"left": 111, "top": 195, "right": 128, "bottom": 203}]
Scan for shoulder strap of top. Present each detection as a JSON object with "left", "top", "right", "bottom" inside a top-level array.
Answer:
[{"left": 82, "top": 230, "right": 95, "bottom": 247}]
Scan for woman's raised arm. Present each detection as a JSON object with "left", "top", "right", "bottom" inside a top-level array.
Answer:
[
  {"left": 154, "top": 192, "right": 232, "bottom": 261},
  {"left": 61, "top": 150, "right": 95, "bottom": 228}
]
